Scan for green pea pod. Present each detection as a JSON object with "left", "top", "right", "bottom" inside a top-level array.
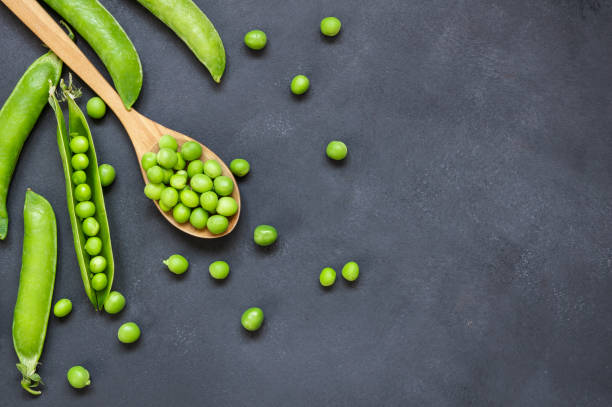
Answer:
[
  {"left": 13, "top": 189, "right": 57, "bottom": 396},
  {"left": 0, "top": 50, "right": 63, "bottom": 240},
  {"left": 42, "top": 0, "right": 143, "bottom": 108},
  {"left": 136, "top": 0, "right": 225, "bottom": 82},
  {"left": 49, "top": 81, "right": 115, "bottom": 310}
]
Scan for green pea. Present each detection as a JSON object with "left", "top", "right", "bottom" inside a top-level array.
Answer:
[
  {"left": 69, "top": 135, "right": 89, "bottom": 153},
  {"left": 86, "top": 96, "right": 106, "bottom": 119},
  {"left": 213, "top": 176, "right": 234, "bottom": 196},
  {"left": 189, "top": 208, "right": 209, "bottom": 229},
  {"left": 341, "top": 261, "right": 359, "bottom": 281},
  {"left": 104, "top": 291, "right": 126, "bottom": 314},
  {"left": 159, "top": 200, "right": 172, "bottom": 212},
  {"left": 207, "top": 215, "right": 228, "bottom": 235},
  {"left": 160, "top": 187, "right": 179, "bottom": 208},
  {"left": 199, "top": 191, "right": 218, "bottom": 213},
  {"left": 89, "top": 256, "right": 107, "bottom": 273},
  {"left": 170, "top": 173, "right": 188, "bottom": 190},
  {"left": 173, "top": 152, "right": 186, "bottom": 170},
  {"left": 163, "top": 254, "right": 189, "bottom": 274},
  {"left": 319, "top": 267, "right": 336, "bottom": 287},
  {"left": 53, "top": 298, "right": 72, "bottom": 318},
  {"left": 74, "top": 184, "right": 92, "bottom": 202},
  {"left": 326, "top": 140, "right": 347, "bottom": 160},
  {"left": 241, "top": 307, "right": 264, "bottom": 331},
  {"left": 320, "top": 17, "right": 342, "bottom": 37},
  {"left": 179, "top": 189, "right": 199, "bottom": 208},
  {"left": 180, "top": 141, "right": 202, "bottom": 161},
  {"left": 216, "top": 196, "right": 238, "bottom": 217},
  {"left": 187, "top": 160, "right": 204, "bottom": 178},
  {"left": 146, "top": 165, "right": 164, "bottom": 184},
  {"left": 244, "top": 29, "right": 267, "bottom": 50},
  {"left": 141, "top": 152, "right": 157, "bottom": 171},
  {"left": 253, "top": 224, "right": 277, "bottom": 246},
  {"left": 75, "top": 201, "right": 96, "bottom": 219},
  {"left": 172, "top": 203, "right": 191, "bottom": 223},
  {"left": 230, "top": 158, "right": 250, "bottom": 177},
  {"left": 84, "top": 237, "right": 102, "bottom": 256},
  {"left": 91, "top": 273, "right": 107, "bottom": 291},
  {"left": 157, "top": 148, "right": 178, "bottom": 169},
  {"left": 67, "top": 366, "right": 90, "bottom": 389},
  {"left": 158, "top": 134, "right": 178, "bottom": 151},
  {"left": 117, "top": 322, "right": 141, "bottom": 344},
  {"left": 162, "top": 168, "right": 173, "bottom": 184},
  {"left": 190, "top": 173, "right": 213, "bottom": 193},
  {"left": 72, "top": 170, "right": 87, "bottom": 185},
  {"left": 71, "top": 153, "right": 89, "bottom": 170},
  {"left": 208, "top": 260, "right": 229, "bottom": 279},
  {"left": 203, "top": 159, "right": 222, "bottom": 178},
  {"left": 144, "top": 183, "right": 164, "bottom": 200},
  {"left": 82, "top": 217, "right": 100, "bottom": 237},
  {"left": 291, "top": 74, "right": 310, "bottom": 95},
  {"left": 98, "top": 164, "right": 116, "bottom": 186}
]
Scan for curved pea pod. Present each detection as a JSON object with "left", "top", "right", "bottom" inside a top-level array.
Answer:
[
  {"left": 12, "top": 189, "right": 57, "bottom": 395},
  {"left": 49, "top": 83, "right": 115, "bottom": 310},
  {"left": 136, "top": 0, "right": 225, "bottom": 82},
  {"left": 42, "top": 0, "right": 143, "bottom": 108},
  {"left": 0, "top": 50, "right": 63, "bottom": 240}
]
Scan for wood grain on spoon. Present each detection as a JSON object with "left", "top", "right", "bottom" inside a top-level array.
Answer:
[{"left": 2, "top": 0, "right": 240, "bottom": 238}]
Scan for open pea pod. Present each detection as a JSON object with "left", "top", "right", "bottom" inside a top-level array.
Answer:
[{"left": 48, "top": 81, "right": 114, "bottom": 310}]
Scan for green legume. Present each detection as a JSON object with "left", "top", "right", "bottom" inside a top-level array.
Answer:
[
  {"left": 253, "top": 224, "right": 277, "bottom": 246},
  {"left": 230, "top": 158, "right": 250, "bottom": 177},
  {"left": 160, "top": 187, "right": 179, "bottom": 208},
  {"left": 180, "top": 141, "right": 202, "bottom": 161},
  {"left": 159, "top": 200, "right": 171, "bottom": 212},
  {"left": 163, "top": 254, "right": 189, "bottom": 274},
  {"left": 216, "top": 196, "right": 238, "bottom": 216},
  {"left": 180, "top": 189, "right": 200, "bottom": 208},
  {"left": 82, "top": 217, "right": 100, "bottom": 237},
  {"left": 319, "top": 267, "right": 336, "bottom": 287},
  {"left": 103, "top": 291, "right": 125, "bottom": 314},
  {"left": 117, "top": 322, "right": 141, "bottom": 343},
  {"left": 190, "top": 173, "right": 213, "bottom": 193},
  {"left": 71, "top": 153, "right": 89, "bottom": 170},
  {"left": 86, "top": 96, "right": 106, "bottom": 119},
  {"left": 74, "top": 184, "right": 92, "bottom": 202},
  {"left": 169, "top": 173, "right": 188, "bottom": 190},
  {"left": 207, "top": 214, "right": 228, "bottom": 234},
  {"left": 213, "top": 176, "right": 234, "bottom": 196},
  {"left": 53, "top": 298, "right": 72, "bottom": 318},
  {"left": 91, "top": 273, "right": 107, "bottom": 291},
  {"left": 209, "top": 260, "right": 229, "bottom": 279},
  {"left": 203, "top": 159, "right": 222, "bottom": 178},
  {"left": 341, "top": 261, "right": 359, "bottom": 281},
  {"left": 159, "top": 134, "right": 178, "bottom": 151},
  {"left": 189, "top": 207, "right": 208, "bottom": 229},
  {"left": 241, "top": 307, "right": 264, "bottom": 331},
  {"left": 144, "top": 183, "right": 164, "bottom": 200},
  {"left": 172, "top": 203, "right": 191, "bottom": 223},
  {"left": 84, "top": 236, "right": 102, "bottom": 256},
  {"left": 173, "top": 151, "right": 186, "bottom": 170},
  {"left": 326, "top": 140, "right": 347, "bottom": 160},
  {"left": 71, "top": 170, "right": 87, "bottom": 185},
  {"left": 141, "top": 152, "right": 157, "bottom": 171},
  {"left": 199, "top": 191, "right": 218, "bottom": 213},
  {"left": 157, "top": 148, "right": 178, "bottom": 169},
  {"left": 89, "top": 255, "right": 107, "bottom": 273},
  {"left": 67, "top": 366, "right": 90, "bottom": 389},
  {"left": 162, "top": 168, "right": 173, "bottom": 184},
  {"left": 187, "top": 159, "right": 204, "bottom": 177},
  {"left": 147, "top": 165, "right": 164, "bottom": 184},
  {"left": 69, "top": 135, "right": 89, "bottom": 153},
  {"left": 320, "top": 17, "right": 342, "bottom": 37},
  {"left": 75, "top": 201, "right": 96, "bottom": 218},
  {"left": 244, "top": 29, "right": 267, "bottom": 50},
  {"left": 98, "top": 164, "right": 115, "bottom": 186},
  {"left": 291, "top": 75, "right": 310, "bottom": 95}
]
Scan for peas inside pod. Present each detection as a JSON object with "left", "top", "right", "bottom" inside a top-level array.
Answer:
[{"left": 143, "top": 135, "right": 239, "bottom": 235}]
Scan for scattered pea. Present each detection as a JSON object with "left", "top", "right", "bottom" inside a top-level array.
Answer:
[
  {"left": 230, "top": 159, "right": 250, "bottom": 177},
  {"left": 117, "top": 322, "right": 141, "bottom": 344},
  {"left": 67, "top": 366, "right": 90, "bottom": 389},
  {"left": 53, "top": 298, "right": 72, "bottom": 318},
  {"left": 320, "top": 17, "right": 342, "bottom": 37},
  {"left": 253, "top": 225, "right": 277, "bottom": 246},
  {"left": 342, "top": 261, "right": 359, "bottom": 281},
  {"left": 319, "top": 267, "right": 336, "bottom": 287},
  {"left": 86, "top": 96, "right": 106, "bottom": 119},
  {"left": 163, "top": 254, "right": 189, "bottom": 275},
  {"left": 98, "top": 164, "right": 115, "bottom": 187},
  {"left": 241, "top": 307, "right": 264, "bottom": 332},
  {"left": 209, "top": 260, "right": 230, "bottom": 279},
  {"left": 326, "top": 140, "right": 347, "bottom": 160},
  {"left": 244, "top": 29, "right": 267, "bottom": 50},
  {"left": 104, "top": 291, "right": 126, "bottom": 314},
  {"left": 291, "top": 75, "right": 310, "bottom": 95}
]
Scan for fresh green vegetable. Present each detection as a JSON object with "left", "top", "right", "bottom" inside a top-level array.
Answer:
[
  {"left": 118, "top": 322, "right": 141, "bottom": 343},
  {"left": 103, "top": 291, "right": 126, "bottom": 314},
  {"left": 0, "top": 49, "right": 63, "bottom": 240},
  {"left": 291, "top": 75, "right": 310, "bottom": 95},
  {"left": 326, "top": 141, "right": 347, "bottom": 160},
  {"left": 157, "top": 148, "right": 178, "bottom": 169},
  {"left": 69, "top": 136, "right": 89, "bottom": 153},
  {"left": 144, "top": 183, "right": 164, "bottom": 200},
  {"left": 98, "top": 164, "right": 115, "bottom": 186},
  {"left": 172, "top": 203, "right": 191, "bottom": 223},
  {"left": 174, "top": 153, "right": 186, "bottom": 172},
  {"left": 189, "top": 208, "right": 208, "bottom": 229},
  {"left": 213, "top": 176, "right": 234, "bottom": 196},
  {"left": 71, "top": 153, "right": 89, "bottom": 170},
  {"left": 74, "top": 184, "right": 92, "bottom": 202},
  {"left": 12, "top": 190, "right": 57, "bottom": 395},
  {"left": 199, "top": 191, "right": 218, "bottom": 213},
  {"left": 341, "top": 261, "right": 359, "bottom": 281},
  {"left": 53, "top": 299, "right": 72, "bottom": 318},
  {"left": 319, "top": 267, "right": 336, "bottom": 287},
  {"left": 190, "top": 173, "right": 213, "bottom": 193},
  {"left": 320, "top": 17, "right": 342, "bottom": 37},
  {"left": 72, "top": 170, "right": 87, "bottom": 185},
  {"left": 67, "top": 366, "right": 90, "bottom": 389},
  {"left": 89, "top": 256, "right": 107, "bottom": 273},
  {"left": 159, "top": 134, "right": 178, "bottom": 151},
  {"left": 209, "top": 260, "right": 229, "bottom": 279},
  {"left": 254, "top": 225, "right": 277, "bottom": 246},
  {"left": 136, "top": 0, "right": 226, "bottom": 82},
  {"left": 180, "top": 141, "right": 202, "bottom": 161},
  {"left": 203, "top": 159, "right": 222, "bottom": 178},
  {"left": 241, "top": 307, "right": 264, "bottom": 332},
  {"left": 244, "top": 29, "right": 267, "bottom": 50},
  {"left": 187, "top": 160, "right": 204, "bottom": 177},
  {"left": 147, "top": 166, "right": 164, "bottom": 184},
  {"left": 160, "top": 187, "right": 179, "bottom": 208},
  {"left": 49, "top": 82, "right": 115, "bottom": 310},
  {"left": 42, "top": 0, "right": 143, "bottom": 108},
  {"left": 141, "top": 152, "right": 157, "bottom": 171},
  {"left": 170, "top": 172, "right": 188, "bottom": 190},
  {"left": 230, "top": 159, "right": 250, "bottom": 177},
  {"left": 207, "top": 214, "right": 228, "bottom": 234},
  {"left": 163, "top": 254, "right": 189, "bottom": 274},
  {"left": 91, "top": 273, "right": 108, "bottom": 291},
  {"left": 216, "top": 197, "right": 238, "bottom": 216},
  {"left": 86, "top": 96, "right": 106, "bottom": 119},
  {"left": 180, "top": 189, "right": 200, "bottom": 208}
]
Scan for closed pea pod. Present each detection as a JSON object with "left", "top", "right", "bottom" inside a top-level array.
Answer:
[
  {"left": 12, "top": 190, "right": 57, "bottom": 395},
  {"left": 0, "top": 49, "right": 63, "bottom": 240}
]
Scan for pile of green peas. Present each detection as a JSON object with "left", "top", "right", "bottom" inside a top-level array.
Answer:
[
  {"left": 142, "top": 135, "right": 239, "bottom": 235},
  {"left": 69, "top": 133, "right": 114, "bottom": 293}
]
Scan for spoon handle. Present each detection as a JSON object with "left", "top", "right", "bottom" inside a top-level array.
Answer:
[{"left": 1, "top": 0, "right": 129, "bottom": 122}]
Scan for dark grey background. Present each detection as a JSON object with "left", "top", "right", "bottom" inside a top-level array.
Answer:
[{"left": 1, "top": 0, "right": 611, "bottom": 405}]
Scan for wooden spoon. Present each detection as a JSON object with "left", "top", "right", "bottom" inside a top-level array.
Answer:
[{"left": 1, "top": 0, "right": 240, "bottom": 238}]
